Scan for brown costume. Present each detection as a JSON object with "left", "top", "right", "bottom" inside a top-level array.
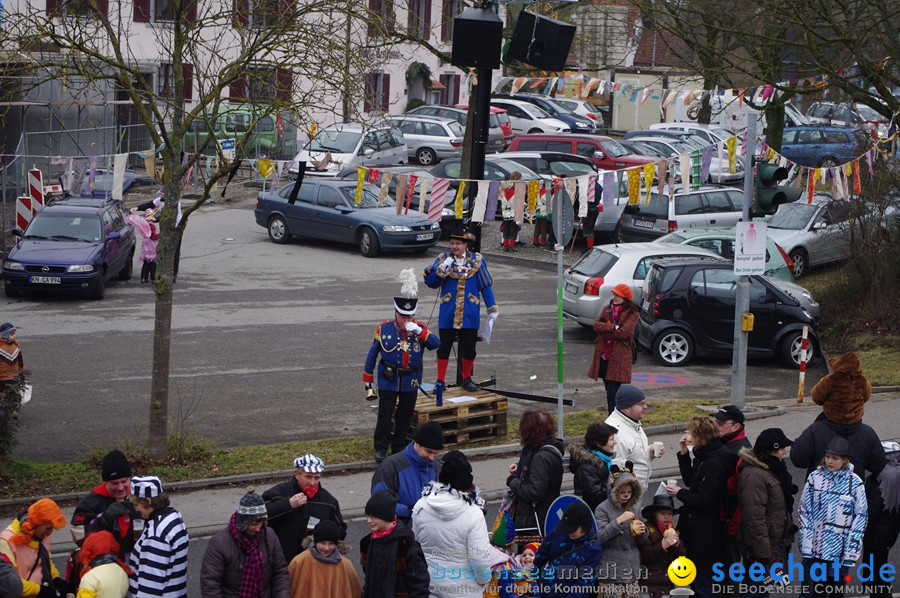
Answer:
[
  {"left": 811, "top": 351, "right": 871, "bottom": 425},
  {"left": 588, "top": 303, "right": 638, "bottom": 382},
  {"left": 288, "top": 536, "right": 360, "bottom": 598}
]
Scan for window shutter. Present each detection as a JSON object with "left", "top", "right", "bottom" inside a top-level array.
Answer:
[
  {"left": 186, "top": 0, "right": 198, "bottom": 24},
  {"left": 96, "top": 0, "right": 109, "bottom": 15},
  {"left": 452, "top": 75, "right": 460, "bottom": 104},
  {"left": 439, "top": 74, "right": 449, "bottom": 104},
  {"left": 381, "top": 74, "right": 390, "bottom": 112},
  {"left": 440, "top": 0, "right": 449, "bottom": 41},
  {"left": 407, "top": 0, "right": 414, "bottom": 32},
  {"left": 368, "top": 0, "right": 378, "bottom": 36},
  {"left": 424, "top": 0, "right": 431, "bottom": 40},
  {"left": 182, "top": 64, "right": 194, "bottom": 101},
  {"left": 280, "top": 0, "right": 296, "bottom": 19},
  {"left": 134, "top": 0, "right": 150, "bottom": 22},
  {"left": 46, "top": 0, "right": 58, "bottom": 15},
  {"left": 276, "top": 69, "right": 293, "bottom": 103},
  {"left": 233, "top": 0, "right": 249, "bottom": 28},
  {"left": 230, "top": 76, "right": 246, "bottom": 102},
  {"left": 363, "top": 74, "right": 373, "bottom": 113}
]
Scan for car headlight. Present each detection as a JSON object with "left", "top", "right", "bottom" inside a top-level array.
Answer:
[
  {"left": 431, "top": 221, "right": 441, "bottom": 230},
  {"left": 67, "top": 264, "right": 95, "bottom": 273},
  {"left": 3, "top": 261, "right": 24, "bottom": 271},
  {"left": 442, "top": 207, "right": 456, "bottom": 217},
  {"left": 383, "top": 225, "right": 412, "bottom": 232}
]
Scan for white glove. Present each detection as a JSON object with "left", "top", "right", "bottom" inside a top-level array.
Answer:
[
  {"left": 404, "top": 321, "right": 423, "bottom": 335},
  {"left": 488, "top": 311, "right": 499, "bottom": 324},
  {"left": 440, "top": 256, "right": 454, "bottom": 272}
]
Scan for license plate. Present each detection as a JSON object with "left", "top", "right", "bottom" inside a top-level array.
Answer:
[
  {"left": 632, "top": 219, "right": 654, "bottom": 229},
  {"left": 565, "top": 282, "right": 579, "bottom": 295},
  {"left": 30, "top": 276, "right": 61, "bottom": 284},
  {"left": 642, "top": 299, "right": 650, "bottom": 311},
  {"left": 416, "top": 233, "right": 434, "bottom": 241}
]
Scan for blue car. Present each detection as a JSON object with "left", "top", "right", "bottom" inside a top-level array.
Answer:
[
  {"left": 254, "top": 179, "right": 440, "bottom": 257},
  {"left": 778, "top": 125, "right": 872, "bottom": 167},
  {"left": 3, "top": 198, "right": 136, "bottom": 300},
  {"left": 493, "top": 93, "right": 597, "bottom": 133}
]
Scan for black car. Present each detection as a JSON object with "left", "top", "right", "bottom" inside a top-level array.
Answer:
[
  {"left": 636, "top": 257, "right": 821, "bottom": 367},
  {"left": 3, "top": 197, "right": 136, "bottom": 299}
]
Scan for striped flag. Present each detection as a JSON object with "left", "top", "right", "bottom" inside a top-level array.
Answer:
[{"left": 428, "top": 178, "right": 450, "bottom": 221}]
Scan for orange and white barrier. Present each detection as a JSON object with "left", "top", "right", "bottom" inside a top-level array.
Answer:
[{"left": 797, "top": 326, "right": 809, "bottom": 403}]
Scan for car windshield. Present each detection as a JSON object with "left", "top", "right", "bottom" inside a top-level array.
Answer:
[
  {"left": 305, "top": 128, "right": 361, "bottom": 153},
  {"left": 24, "top": 213, "right": 101, "bottom": 242},
  {"left": 855, "top": 104, "right": 885, "bottom": 121},
  {"left": 546, "top": 98, "right": 575, "bottom": 114},
  {"left": 657, "top": 232, "right": 689, "bottom": 243},
  {"left": 598, "top": 138, "right": 630, "bottom": 158},
  {"left": 489, "top": 159, "right": 541, "bottom": 180},
  {"left": 520, "top": 103, "right": 552, "bottom": 119},
  {"left": 766, "top": 203, "right": 819, "bottom": 230},
  {"left": 343, "top": 184, "right": 394, "bottom": 208}
]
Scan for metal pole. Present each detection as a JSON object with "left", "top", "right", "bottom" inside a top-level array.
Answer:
[
  {"left": 730, "top": 112, "right": 757, "bottom": 408},
  {"left": 554, "top": 200, "right": 565, "bottom": 440},
  {"left": 469, "top": 66, "right": 491, "bottom": 253}
]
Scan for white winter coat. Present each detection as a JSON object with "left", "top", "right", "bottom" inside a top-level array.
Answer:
[
  {"left": 412, "top": 481, "right": 492, "bottom": 598},
  {"left": 605, "top": 409, "right": 653, "bottom": 490}
]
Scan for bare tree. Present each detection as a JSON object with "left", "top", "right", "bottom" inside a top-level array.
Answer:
[{"left": 1, "top": 0, "right": 384, "bottom": 458}]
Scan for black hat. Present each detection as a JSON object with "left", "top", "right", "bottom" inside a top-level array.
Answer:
[
  {"left": 313, "top": 520, "right": 341, "bottom": 544},
  {"left": 615, "top": 384, "right": 646, "bottom": 410},
  {"left": 439, "top": 449, "right": 474, "bottom": 490},
  {"left": 366, "top": 489, "right": 398, "bottom": 521},
  {"left": 754, "top": 428, "right": 794, "bottom": 453},
  {"left": 414, "top": 421, "right": 445, "bottom": 450},
  {"left": 715, "top": 405, "right": 745, "bottom": 425},
  {"left": 394, "top": 268, "right": 418, "bottom": 316},
  {"left": 450, "top": 224, "right": 475, "bottom": 241},
  {"left": 555, "top": 501, "right": 593, "bottom": 535},
  {"left": 641, "top": 494, "right": 676, "bottom": 520},
  {"left": 101, "top": 450, "right": 132, "bottom": 481},
  {"left": 235, "top": 489, "right": 267, "bottom": 532},
  {"left": 825, "top": 436, "right": 851, "bottom": 458}
]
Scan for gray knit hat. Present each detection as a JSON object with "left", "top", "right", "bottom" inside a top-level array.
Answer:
[{"left": 236, "top": 489, "right": 267, "bottom": 531}]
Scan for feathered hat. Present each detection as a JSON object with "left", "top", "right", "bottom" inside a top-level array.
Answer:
[{"left": 394, "top": 268, "right": 418, "bottom": 316}]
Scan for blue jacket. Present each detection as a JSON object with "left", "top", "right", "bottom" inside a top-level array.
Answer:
[
  {"left": 363, "top": 318, "right": 440, "bottom": 393},
  {"left": 532, "top": 529, "right": 603, "bottom": 598},
  {"left": 798, "top": 463, "right": 868, "bottom": 565},
  {"left": 371, "top": 443, "right": 439, "bottom": 518},
  {"left": 423, "top": 251, "right": 498, "bottom": 330}
]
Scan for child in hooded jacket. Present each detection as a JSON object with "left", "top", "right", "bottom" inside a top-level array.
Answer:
[
  {"left": 638, "top": 494, "right": 686, "bottom": 598},
  {"left": 593, "top": 462, "right": 649, "bottom": 595}
]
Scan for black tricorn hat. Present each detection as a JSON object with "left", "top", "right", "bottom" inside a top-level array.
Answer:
[
  {"left": 641, "top": 493, "right": 676, "bottom": 520},
  {"left": 450, "top": 223, "right": 476, "bottom": 241}
]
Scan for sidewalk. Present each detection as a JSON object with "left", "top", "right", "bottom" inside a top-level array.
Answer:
[{"left": 27, "top": 391, "right": 900, "bottom": 555}]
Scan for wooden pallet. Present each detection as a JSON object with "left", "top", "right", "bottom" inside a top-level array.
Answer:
[{"left": 409, "top": 387, "right": 508, "bottom": 447}]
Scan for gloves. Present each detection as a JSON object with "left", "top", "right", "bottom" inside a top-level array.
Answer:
[
  {"left": 37, "top": 585, "right": 57, "bottom": 598},
  {"left": 52, "top": 577, "right": 75, "bottom": 597},
  {"left": 439, "top": 256, "right": 454, "bottom": 273},
  {"left": 364, "top": 383, "right": 377, "bottom": 401},
  {"left": 488, "top": 311, "right": 499, "bottom": 324},
  {"left": 404, "top": 321, "right": 423, "bottom": 336},
  {"left": 88, "top": 500, "right": 131, "bottom": 535}
]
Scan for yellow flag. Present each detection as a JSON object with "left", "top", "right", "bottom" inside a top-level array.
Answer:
[
  {"left": 455, "top": 181, "right": 466, "bottom": 219},
  {"left": 258, "top": 159, "right": 275, "bottom": 179},
  {"left": 727, "top": 137, "right": 737, "bottom": 174},
  {"left": 355, "top": 167, "right": 365, "bottom": 205},
  {"left": 527, "top": 180, "right": 539, "bottom": 214},
  {"left": 643, "top": 162, "right": 655, "bottom": 204},
  {"left": 627, "top": 169, "right": 641, "bottom": 205}
]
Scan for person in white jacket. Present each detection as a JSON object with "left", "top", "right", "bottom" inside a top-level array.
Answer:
[
  {"left": 605, "top": 384, "right": 664, "bottom": 490},
  {"left": 412, "top": 450, "right": 492, "bottom": 598}
]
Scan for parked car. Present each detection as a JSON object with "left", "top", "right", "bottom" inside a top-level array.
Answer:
[
  {"left": 377, "top": 115, "right": 463, "bottom": 165},
  {"left": 656, "top": 228, "right": 795, "bottom": 281},
  {"left": 253, "top": 179, "right": 440, "bottom": 257},
  {"left": 289, "top": 123, "right": 407, "bottom": 177},
  {"left": 626, "top": 134, "right": 745, "bottom": 183},
  {"left": 778, "top": 125, "right": 872, "bottom": 168},
  {"left": 618, "top": 185, "right": 745, "bottom": 242},
  {"left": 457, "top": 104, "right": 515, "bottom": 148},
  {"left": 806, "top": 101, "right": 889, "bottom": 140},
  {"left": 561, "top": 242, "right": 722, "bottom": 327},
  {"left": 618, "top": 139, "right": 669, "bottom": 159},
  {"left": 490, "top": 98, "right": 570, "bottom": 134},
  {"left": 636, "top": 256, "right": 820, "bottom": 367},
  {"left": 3, "top": 197, "right": 136, "bottom": 299},
  {"left": 493, "top": 93, "right": 597, "bottom": 133},
  {"left": 406, "top": 105, "right": 505, "bottom": 153},
  {"left": 179, "top": 103, "right": 299, "bottom": 159},
  {"left": 500, "top": 151, "right": 596, "bottom": 179},
  {"left": 550, "top": 97, "right": 605, "bottom": 129},
  {"left": 507, "top": 133, "right": 653, "bottom": 171}
]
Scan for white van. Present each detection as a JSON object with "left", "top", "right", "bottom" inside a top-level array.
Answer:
[{"left": 289, "top": 123, "right": 407, "bottom": 177}]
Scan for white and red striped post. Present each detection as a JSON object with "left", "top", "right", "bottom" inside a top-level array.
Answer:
[
  {"left": 797, "top": 325, "right": 809, "bottom": 403},
  {"left": 29, "top": 167, "right": 45, "bottom": 213},
  {"left": 16, "top": 197, "right": 32, "bottom": 230}
]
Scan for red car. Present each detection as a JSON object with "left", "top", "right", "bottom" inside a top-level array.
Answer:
[
  {"left": 456, "top": 104, "right": 514, "bottom": 149},
  {"left": 508, "top": 133, "right": 654, "bottom": 171}
]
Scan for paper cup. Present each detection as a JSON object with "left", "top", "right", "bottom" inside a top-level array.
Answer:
[{"left": 652, "top": 441, "right": 664, "bottom": 458}]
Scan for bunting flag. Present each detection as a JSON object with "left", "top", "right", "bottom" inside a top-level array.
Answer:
[
  {"left": 512, "top": 77, "right": 528, "bottom": 94},
  {"left": 454, "top": 181, "right": 466, "bottom": 219},
  {"left": 603, "top": 172, "right": 615, "bottom": 207},
  {"left": 368, "top": 168, "right": 380, "bottom": 184},
  {"left": 852, "top": 160, "right": 861, "bottom": 194},
  {"left": 395, "top": 174, "right": 408, "bottom": 215},
  {"left": 627, "top": 169, "right": 641, "bottom": 204},
  {"left": 642, "top": 162, "right": 655, "bottom": 204},
  {"left": 657, "top": 160, "right": 666, "bottom": 199},
  {"left": 726, "top": 137, "right": 737, "bottom": 174},
  {"left": 527, "top": 179, "right": 539, "bottom": 214},
  {"left": 355, "top": 167, "right": 365, "bottom": 205},
  {"left": 428, "top": 178, "right": 450, "bottom": 221},
  {"left": 378, "top": 173, "right": 392, "bottom": 206},
  {"left": 472, "top": 183, "right": 489, "bottom": 223},
  {"left": 536, "top": 180, "right": 549, "bottom": 216},
  {"left": 680, "top": 154, "right": 691, "bottom": 189},
  {"left": 691, "top": 151, "right": 701, "bottom": 190},
  {"left": 700, "top": 146, "right": 712, "bottom": 184},
  {"left": 514, "top": 181, "right": 527, "bottom": 222},
  {"left": 405, "top": 174, "right": 418, "bottom": 214},
  {"left": 112, "top": 153, "right": 128, "bottom": 200},
  {"left": 258, "top": 159, "right": 275, "bottom": 179},
  {"left": 485, "top": 180, "right": 500, "bottom": 221},
  {"left": 418, "top": 177, "right": 431, "bottom": 213},
  {"left": 807, "top": 169, "right": 815, "bottom": 203}
]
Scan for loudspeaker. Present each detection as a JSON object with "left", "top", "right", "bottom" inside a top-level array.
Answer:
[
  {"left": 506, "top": 11, "right": 576, "bottom": 71},
  {"left": 451, "top": 7, "right": 503, "bottom": 69}
]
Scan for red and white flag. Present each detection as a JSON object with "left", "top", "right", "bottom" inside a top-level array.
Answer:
[{"left": 428, "top": 178, "right": 450, "bottom": 221}]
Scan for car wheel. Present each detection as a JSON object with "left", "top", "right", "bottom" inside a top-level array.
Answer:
[
  {"left": 268, "top": 215, "right": 291, "bottom": 244},
  {"left": 653, "top": 329, "right": 694, "bottom": 366},
  {"left": 358, "top": 228, "right": 381, "bottom": 257},
  {"left": 91, "top": 273, "right": 106, "bottom": 300},
  {"left": 118, "top": 248, "right": 134, "bottom": 280},
  {"left": 416, "top": 147, "right": 437, "bottom": 166},
  {"left": 528, "top": 128, "right": 543, "bottom": 134},
  {"left": 818, "top": 157, "right": 838, "bottom": 168},
  {"left": 4, "top": 283, "right": 19, "bottom": 298},
  {"left": 789, "top": 248, "right": 809, "bottom": 278},
  {"left": 780, "top": 332, "right": 816, "bottom": 367}
]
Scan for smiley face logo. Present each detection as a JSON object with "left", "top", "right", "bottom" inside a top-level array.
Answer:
[{"left": 667, "top": 556, "right": 697, "bottom": 586}]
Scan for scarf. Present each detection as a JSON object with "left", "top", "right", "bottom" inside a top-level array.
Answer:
[
  {"left": 300, "top": 485, "right": 319, "bottom": 500},
  {"left": 371, "top": 517, "right": 398, "bottom": 539},
  {"left": 763, "top": 454, "right": 796, "bottom": 512},
  {"left": 588, "top": 448, "right": 614, "bottom": 469},
  {"left": 309, "top": 543, "right": 342, "bottom": 564},
  {"left": 599, "top": 303, "right": 624, "bottom": 360},
  {"left": 228, "top": 512, "right": 266, "bottom": 598}
]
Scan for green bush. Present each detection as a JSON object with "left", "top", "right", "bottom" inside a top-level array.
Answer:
[
  {"left": 405, "top": 98, "right": 426, "bottom": 112},
  {"left": 0, "top": 375, "right": 28, "bottom": 461}
]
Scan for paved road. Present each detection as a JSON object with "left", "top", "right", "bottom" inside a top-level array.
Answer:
[{"left": 5, "top": 196, "right": 826, "bottom": 462}]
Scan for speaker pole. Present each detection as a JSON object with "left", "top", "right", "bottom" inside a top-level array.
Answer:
[{"left": 469, "top": 65, "right": 491, "bottom": 253}]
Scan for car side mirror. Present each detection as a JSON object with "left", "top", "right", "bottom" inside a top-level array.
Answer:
[
  {"left": 812, "top": 221, "right": 827, "bottom": 231},
  {"left": 593, "top": 150, "right": 605, "bottom": 159},
  {"left": 363, "top": 147, "right": 375, "bottom": 158},
  {"left": 12, "top": 229, "right": 23, "bottom": 238}
]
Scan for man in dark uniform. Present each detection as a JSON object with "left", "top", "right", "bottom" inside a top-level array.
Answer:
[
  {"left": 363, "top": 269, "right": 440, "bottom": 463},
  {"left": 71, "top": 450, "right": 138, "bottom": 555}
]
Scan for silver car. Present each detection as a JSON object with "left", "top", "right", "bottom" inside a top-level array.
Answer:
[
  {"left": 379, "top": 115, "right": 464, "bottom": 166},
  {"left": 406, "top": 105, "right": 506, "bottom": 153},
  {"left": 562, "top": 242, "right": 722, "bottom": 327}
]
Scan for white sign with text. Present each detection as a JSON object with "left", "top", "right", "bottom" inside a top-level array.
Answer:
[{"left": 734, "top": 221, "right": 767, "bottom": 275}]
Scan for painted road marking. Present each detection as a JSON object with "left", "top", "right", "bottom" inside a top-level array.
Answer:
[{"left": 632, "top": 372, "right": 690, "bottom": 386}]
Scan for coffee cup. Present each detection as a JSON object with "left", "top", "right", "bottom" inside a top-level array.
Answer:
[
  {"left": 652, "top": 441, "right": 664, "bottom": 458},
  {"left": 666, "top": 479, "right": 677, "bottom": 488}
]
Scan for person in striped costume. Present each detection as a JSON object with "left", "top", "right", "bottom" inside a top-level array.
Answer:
[{"left": 127, "top": 476, "right": 188, "bottom": 598}]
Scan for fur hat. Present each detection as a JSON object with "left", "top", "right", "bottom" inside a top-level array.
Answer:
[
  {"left": 235, "top": 488, "right": 267, "bottom": 531},
  {"left": 394, "top": 268, "right": 419, "bottom": 316},
  {"left": 101, "top": 450, "right": 132, "bottom": 481},
  {"left": 438, "top": 449, "right": 474, "bottom": 490},
  {"left": 365, "top": 489, "right": 398, "bottom": 521},
  {"left": 414, "top": 421, "right": 445, "bottom": 450}
]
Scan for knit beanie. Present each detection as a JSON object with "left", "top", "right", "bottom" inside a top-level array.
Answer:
[
  {"left": 365, "top": 489, "right": 398, "bottom": 521},
  {"left": 101, "top": 450, "right": 133, "bottom": 481},
  {"left": 523, "top": 542, "right": 541, "bottom": 555},
  {"left": 313, "top": 520, "right": 341, "bottom": 544},
  {"left": 414, "top": 421, "right": 445, "bottom": 450},
  {"left": 615, "top": 384, "right": 646, "bottom": 410},
  {"left": 438, "top": 449, "right": 474, "bottom": 491},
  {"left": 235, "top": 489, "right": 267, "bottom": 532}
]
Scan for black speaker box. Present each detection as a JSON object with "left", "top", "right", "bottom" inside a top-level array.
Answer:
[
  {"left": 451, "top": 7, "right": 503, "bottom": 69},
  {"left": 506, "top": 11, "right": 576, "bottom": 71}
]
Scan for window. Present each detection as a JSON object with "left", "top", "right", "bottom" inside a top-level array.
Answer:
[
  {"left": 546, "top": 141, "right": 573, "bottom": 153},
  {"left": 154, "top": 63, "right": 193, "bottom": 101},
  {"left": 438, "top": 74, "right": 460, "bottom": 105},
  {"left": 408, "top": 0, "right": 431, "bottom": 39},
  {"left": 233, "top": 0, "right": 291, "bottom": 28},
  {"left": 363, "top": 72, "right": 390, "bottom": 114},
  {"left": 704, "top": 191, "right": 736, "bottom": 213},
  {"left": 369, "top": 0, "right": 395, "bottom": 35},
  {"left": 48, "top": 0, "right": 109, "bottom": 18},
  {"left": 153, "top": 0, "right": 174, "bottom": 21},
  {"left": 422, "top": 122, "right": 447, "bottom": 137},
  {"left": 317, "top": 186, "right": 344, "bottom": 209},
  {"left": 441, "top": 0, "right": 464, "bottom": 41},
  {"left": 134, "top": 0, "right": 195, "bottom": 23}
]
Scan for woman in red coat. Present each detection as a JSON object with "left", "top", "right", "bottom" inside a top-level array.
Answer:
[{"left": 588, "top": 284, "right": 639, "bottom": 413}]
